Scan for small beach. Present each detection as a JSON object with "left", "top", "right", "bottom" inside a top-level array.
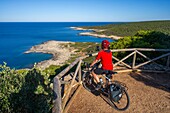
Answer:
[{"left": 71, "top": 27, "right": 123, "bottom": 40}]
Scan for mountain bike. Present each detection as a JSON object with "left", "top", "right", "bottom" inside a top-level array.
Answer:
[{"left": 82, "top": 62, "right": 130, "bottom": 111}]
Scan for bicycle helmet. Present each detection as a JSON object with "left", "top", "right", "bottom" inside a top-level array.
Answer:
[{"left": 101, "top": 40, "right": 110, "bottom": 49}]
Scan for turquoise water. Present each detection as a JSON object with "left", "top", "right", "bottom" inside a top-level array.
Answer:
[{"left": 0, "top": 22, "right": 121, "bottom": 69}]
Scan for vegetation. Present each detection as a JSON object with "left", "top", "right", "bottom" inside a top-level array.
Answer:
[
  {"left": 110, "top": 30, "right": 170, "bottom": 64},
  {"left": 82, "top": 20, "right": 170, "bottom": 37},
  {"left": 67, "top": 42, "right": 100, "bottom": 63},
  {"left": 0, "top": 63, "right": 65, "bottom": 113},
  {"left": 110, "top": 30, "right": 170, "bottom": 49}
]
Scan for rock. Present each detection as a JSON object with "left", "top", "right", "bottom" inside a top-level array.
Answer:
[{"left": 25, "top": 40, "right": 75, "bottom": 70}]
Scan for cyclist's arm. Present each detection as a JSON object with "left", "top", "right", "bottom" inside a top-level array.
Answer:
[
  {"left": 90, "top": 51, "right": 102, "bottom": 67},
  {"left": 90, "top": 59, "right": 99, "bottom": 67}
]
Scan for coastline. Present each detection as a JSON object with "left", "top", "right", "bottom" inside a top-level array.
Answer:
[
  {"left": 71, "top": 27, "right": 123, "bottom": 40},
  {"left": 25, "top": 40, "right": 75, "bottom": 70},
  {"left": 24, "top": 26, "right": 121, "bottom": 70}
]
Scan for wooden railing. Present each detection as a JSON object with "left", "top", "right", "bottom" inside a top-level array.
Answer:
[
  {"left": 112, "top": 48, "right": 170, "bottom": 72},
  {"left": 52, "top": 48, "right": 170, "bottom": 113}
]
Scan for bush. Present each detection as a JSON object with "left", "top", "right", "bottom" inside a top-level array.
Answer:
[
  {"left": 110, "top": 30, "right": 170, "bottom": 50},
  {"left": 0, "top": 63, "right": 26, "bottom": 112},
  {"left": 0, "top": 63, "right": 53, "bottom": 113}
]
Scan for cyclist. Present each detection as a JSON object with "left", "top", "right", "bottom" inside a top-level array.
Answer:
[{"left": 90, "top": 40, "right": 113, "bottom": 90}]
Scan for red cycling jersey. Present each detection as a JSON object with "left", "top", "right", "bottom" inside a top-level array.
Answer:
[{"left": 96, "top": 50, "right": 113, "bottom": 70}]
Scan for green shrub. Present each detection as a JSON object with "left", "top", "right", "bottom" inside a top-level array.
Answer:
[
  {"left": 0, "top": 63, "right": 25, "bottom": 112},
  {"left": 0, "top": 63, "right": 53, "bottom": 113},
  {"left": 111, "top": 30, "right": 170, "bottom": 49}
]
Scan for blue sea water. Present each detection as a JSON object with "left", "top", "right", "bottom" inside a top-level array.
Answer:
[{"left": 0, "top": 22, "right": 120, "bottom": 69}]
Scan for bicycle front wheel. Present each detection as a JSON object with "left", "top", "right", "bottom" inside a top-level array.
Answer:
[{"left": 82, "top": 71, "right": 96, "bottom": 92}]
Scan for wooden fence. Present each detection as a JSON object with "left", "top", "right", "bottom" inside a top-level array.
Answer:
[{"left": 52, "top": 48, "right": 170, "bottom": 113}]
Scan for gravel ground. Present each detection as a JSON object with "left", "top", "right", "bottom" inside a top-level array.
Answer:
[{"left": 68, "top": 72, "right": 170, "bottom": 113}]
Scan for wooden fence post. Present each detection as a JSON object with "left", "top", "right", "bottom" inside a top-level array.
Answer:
[
  {"left": 62, "top": 60, "right": 82, "bottom": 109},
  {"left": 78, "top": 60, "right": 82, "bottom": 83},
  {"left": 53, "top": 76, "right": 62, "bottom": 113},
  {"left": 132, "top": 50, "right": 137, "bottom": 69}
]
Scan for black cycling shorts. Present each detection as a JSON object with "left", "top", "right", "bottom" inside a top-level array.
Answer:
[{"left": 94, "top": 68, "right": 109, "bottom": 75}]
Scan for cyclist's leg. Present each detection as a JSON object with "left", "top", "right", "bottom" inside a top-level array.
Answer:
[
  {"left": 92, "top": 68, "right": 103, "bottom": 90},
  {"left": 103, "top": 70, "right": 113, "bottom": 85},
  {"left": 91, "top": 68, "right": 101, "bottom": 83}
]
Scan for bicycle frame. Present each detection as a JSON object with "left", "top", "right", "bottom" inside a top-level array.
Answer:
[{"left": 101, "top": 74, "right": 112, "bottom": 83}]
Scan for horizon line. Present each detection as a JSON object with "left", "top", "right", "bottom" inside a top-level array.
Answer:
[{"left": 0, "top": 20, "right": 170, "bottom": 23}]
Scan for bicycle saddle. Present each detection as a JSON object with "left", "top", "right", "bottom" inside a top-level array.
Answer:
[{"left": 102, "top": 70, "right": 117, "bottom": 75}]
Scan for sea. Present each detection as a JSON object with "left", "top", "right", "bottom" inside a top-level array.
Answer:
[{"left": 0, "top": 22, "right": 121, "bottom": 69}]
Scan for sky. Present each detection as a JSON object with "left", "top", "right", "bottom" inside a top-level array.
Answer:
[{"left": 0, "top": 0, "right": 170, "bottom": 22}]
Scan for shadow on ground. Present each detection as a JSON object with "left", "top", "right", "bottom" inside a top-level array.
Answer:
[{"left": 129, "top": 72, "right": 170, "bottom": 93}]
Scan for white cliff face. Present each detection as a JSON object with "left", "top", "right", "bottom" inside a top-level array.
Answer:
[{"left": 25, "top": 40, "right": 75, "bottom": 70}]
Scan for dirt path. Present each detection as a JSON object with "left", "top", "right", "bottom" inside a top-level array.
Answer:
[{"left": 68, "top": 72, "right": 170, "bottom": 113}]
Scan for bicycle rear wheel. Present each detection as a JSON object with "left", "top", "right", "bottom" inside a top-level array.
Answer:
[
  {"left": 82, "top": 71, "right": 96, "bottom": 92},
  {"left": 110, "top": 88, "right": 130, "bottom": 111}
]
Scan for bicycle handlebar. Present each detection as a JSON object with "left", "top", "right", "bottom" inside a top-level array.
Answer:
[{"left": 83, "top": 61, "right": 99, "bottom": 72}]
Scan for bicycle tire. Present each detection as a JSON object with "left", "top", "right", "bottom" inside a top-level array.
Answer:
[
  {"left": 109, "top": 88, "right": 130, "bottom": 111},
  {"left": 82, "top": 71, "right": 96, "bottom": 92}
]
